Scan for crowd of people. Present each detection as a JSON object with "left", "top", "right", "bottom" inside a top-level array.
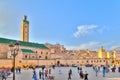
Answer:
[
  {"left": 32, "top": 66, "right": 54, "bottom": 80},
  {"left": 0, "top": 66, "right": 21, "bottom": 80},
  {"left": 93, "top": 64, "right": 120, "bottom": 77},
  {"left": 25, "top": 64, "right": 120, "bottom": 80},
  {"left": 68, "top": 67, "right": 88, "bottom": 80},
  {"left": 1, "top": 63, "right": 120, "bottom": 80}
]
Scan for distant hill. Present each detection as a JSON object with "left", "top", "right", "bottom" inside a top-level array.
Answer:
[{"left": 113, "top": 47, "right": 120, "bottom": 52}]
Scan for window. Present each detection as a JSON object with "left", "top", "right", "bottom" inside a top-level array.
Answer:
[
  {"left": 91, "top": 60, "right": 93, "bottom": 63},
  {"left": 97, "top": 60, "right": 98, "bottom": 62},
  {"left": 36, "top": 51, "right": 38, "bottom": 53},
  {"left": 32, "top": 56, "right": 34, "bottom": 58},
  {"left": 39, "top": 56, "right": 41, "bottom": 58},
  {"left": 45, "top": 56, "right": 47, "bottom": 59},
  {"left": 46, "top": 52, "right": 48, "bottom": 55},
  {"left": 41, "top": 52, "right": 43, "bottom": 54},
  {"left": 25, "top": 55, "right": 27, "bottom": 58},
  {"left": 19, "top": 61, "right": 22, "bottom": 63},
  {"left": 86, "top": 60, "right": 89, "bottom": 63},
  {"left": 24, "top": 26, "right": 28, "bottom": 32},
  {"left": 103, "top": 60, "right": 106, "bottom": 62}
]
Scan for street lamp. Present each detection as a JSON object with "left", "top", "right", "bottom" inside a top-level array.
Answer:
[{"left": 9, "top": 41, "right": 19, "bottom": 80}]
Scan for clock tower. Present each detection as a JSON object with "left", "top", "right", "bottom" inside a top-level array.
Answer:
[{"left": 20, "top": 15, "right": 29, "bottom": 42}]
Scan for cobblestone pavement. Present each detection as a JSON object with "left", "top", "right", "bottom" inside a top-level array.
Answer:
[{"left": 6, "top": 67, "right": 120, "bottom": 80}]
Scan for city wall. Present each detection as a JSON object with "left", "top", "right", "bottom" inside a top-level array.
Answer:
[{"left": 0, "top": 59, "right": 107, "bottom": 68}]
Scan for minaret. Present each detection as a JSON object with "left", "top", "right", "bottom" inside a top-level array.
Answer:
[
  {"left": 20, "top": 15, "right": 29, "bottom": 42},
  {"left": 106, "top": 51, "right": 110, "bottom": 58},
  {"left": 98, "top": 46, "right": 105, "bottom": 58}
]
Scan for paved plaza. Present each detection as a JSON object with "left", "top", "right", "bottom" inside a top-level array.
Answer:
[{"left": 5, "top": 67, "right": 120, "bottom": 80}]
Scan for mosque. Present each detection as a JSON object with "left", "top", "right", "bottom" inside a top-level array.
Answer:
[{"left": 0, "top": 16, "right": 119, "bottom": 67}]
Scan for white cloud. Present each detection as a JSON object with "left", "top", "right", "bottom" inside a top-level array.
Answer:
[
  {"left": 73, "top": 25, "right": 98, "bottom": 38},
  {"left": 65, "top": 41, "right": 100, "bottom": 50},
  {"left": 110, "top": 45, "right": 120, "bottom": 50}
]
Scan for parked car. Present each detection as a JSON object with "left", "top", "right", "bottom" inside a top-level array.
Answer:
[
  {"left": 85, "top": 64, "right": 93, "bottom": 67},
  {"left": 29, "top": 65, "right": 34, "bottom": 69},
  {"left": 60, "top": 64, "right": 65, "bottom": 67},
  {"left": 71, "top": 64, "right": 77, "bottom": 67},
  {"left": 39, "top": 65, "right": 46, "bottom": 68}
]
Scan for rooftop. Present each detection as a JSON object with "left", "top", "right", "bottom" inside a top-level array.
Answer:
[
  {"left": 0, "top": 37, "right": 49, "bottom": 49},
  {"left": 21, "top": 49, "right": 35, "bottom": 53}
]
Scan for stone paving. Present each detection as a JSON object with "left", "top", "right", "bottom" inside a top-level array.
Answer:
[{"left": 5, "top": 66, "right": 120, "bottom": 80}]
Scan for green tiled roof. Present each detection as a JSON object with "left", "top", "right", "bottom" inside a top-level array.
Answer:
[
  {"left": 21, "top": 49, "right": 34, "bottom": 53},
  {"left": 0, "top": 37, "right": 49, "bottom": 49},
  {"left": 23, "top": 19, "right": 29, "bottom": 24}
]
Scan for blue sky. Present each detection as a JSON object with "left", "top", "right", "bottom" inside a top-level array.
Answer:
[{"left": 0, "top": 0, "right": 120, "bottom": 50}]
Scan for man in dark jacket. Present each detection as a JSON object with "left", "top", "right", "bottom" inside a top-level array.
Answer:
[
  {"left": 68, "top": 69, "right": 72, "bottom": 80},
  {"left": 84, "top": 71, "right": 88, "bottom": 80}
]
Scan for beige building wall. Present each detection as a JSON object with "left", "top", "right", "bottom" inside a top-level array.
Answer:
[
  {"left": 0, "top": 42, "right": 51, "bottom": 67},
  {"left": 45, "top": 43, "right": 66, "bottom": 54},
  {"left": 0, "top": 42, "right": 120, "bottom": 68},
  {"left": 0, "top": 59, "right": 109, "bottom": 68},
  {"left": 0, "top": 43, "right": 9, "bottom": 58},
  {"left": 20, "top": 46, "right": 51, "bottom": 59}
]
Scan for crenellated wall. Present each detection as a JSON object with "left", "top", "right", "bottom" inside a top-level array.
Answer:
[{"left": 0, "top": 59, "right": 109, "bottom": 68}]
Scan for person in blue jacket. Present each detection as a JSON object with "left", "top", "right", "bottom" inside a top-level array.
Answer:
[
  {"left": 32, "top": 72, "right": 37, "bottom": 80},
  {"left": 95, "top": 67, "right": 98, "bottom": 76},
  {"left": 102, "top": 66, "right": 106, "bottom": 77}
]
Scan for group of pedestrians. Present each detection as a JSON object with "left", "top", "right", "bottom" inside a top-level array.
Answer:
[
  {"left": 93, "top": 65, "right": 106, "bottom": 77},
  {"left": 1, "top": 70, "right": 7, "bottom": 80},
  {"left": 79, "top": 68, "right": 88, "bottom": 80},
  {"left": 15, "top": 67, "right": 21, "bottom": 74},
  {"left": 1, "top": 67, "right": 13, "bottom": 80},
  {"left": 93, "top": 64, "right": 120, "bottom": 78},
  {"left": 11, "top": 66, "right": 21, "bottom": 74},
  {"left": 68, "top": 67, "right": 88, "bottom": 80},
  {"left": 32, "top": 67, "right": 52, "bottom": 80}
]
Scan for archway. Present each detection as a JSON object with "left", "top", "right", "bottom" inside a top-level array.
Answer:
[
  {"left": 57, "top": 61, "right": 60, "bottom": 66},
  {"left": 45, "top": 56, "right": 48, "bottom": 59}
]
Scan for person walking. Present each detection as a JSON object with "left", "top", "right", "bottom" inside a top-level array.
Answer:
[
  {"left": 93, "top": 66, "right": 95, "bottom": 71},
  {"left": 98, "top": 65, "right": 101, "bottom": 72},
  {"left": 112, "top": 65, "right": 116, "bottom": 72},
  {"left": 16, "top": 67, "right": 18, "bottom": 74},
  {"left": 1, "top": 70, "right": 7, "bottom": 80},
  {"left": 32, "top": 72, "right": 37, "bottom": 80},
  {"left": 118, "top": 66, "right": 120, "bottom": 73},
  {"left": 68, "top": 69, "right": 72, "bottom": 80},
  {"left": 77, "top": 67, "right": 80, "bottom": 73},
  {"left": 102, "top": 66, "right": 106, "bottom": 77},
  {"left": 41, "top": 70, "right": 45, "bottom": 80},
  {"left": 84, "top": 71, "right": 88, "bottom": 80},
  {"left": 18, "top": 67, "right": 21, "bottom": 73},
  {"left": 79, "top": 70, "right": 84, "bottom": 79},
  {"left": 49, "top": 68, "right": 51, "bottom": 74},
  {"left": 95, "top": 67, "right": 98, "bottom": 76},
  {"left": 11, "top": 67, "right": 14, "bottom": 73},
  {"left": 58, "top": 68, "right": 62, "bottom": 74},
  {"left": 45, "top": 69, "right": 48, "bottom": 79},
  {"left": 39, "top": 70, "right": 42, "bottom": 79}
]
